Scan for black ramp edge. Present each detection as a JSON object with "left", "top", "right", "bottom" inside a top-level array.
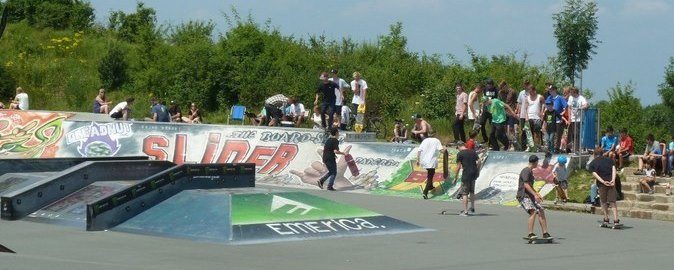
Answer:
[
  {"left": 0, "top": 160, "right": 174, "bottom": 220},
  {"left": 0, "top": 243, "right": 15, "bottom": 253},
  {"left": 0, "top": 156, "right": 148, "bottom": 176},
  {"left": 86, "top": 163, "right": 255, "bottom": 231}
]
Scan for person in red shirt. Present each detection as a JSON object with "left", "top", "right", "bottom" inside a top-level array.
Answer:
[{"left": 616, "top": 128, "right": 634, "bottom": 170}]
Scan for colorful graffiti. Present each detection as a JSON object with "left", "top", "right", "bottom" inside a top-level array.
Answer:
[{"left": 0, "top": 110, "right": 68, "bottom": 158}]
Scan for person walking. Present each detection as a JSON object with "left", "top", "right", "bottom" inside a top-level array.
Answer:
[
  {"left": 416, "top": 133, "right": 445, "bottom": 199},
  {"left": 316, "top": 127, "right": 346, "bottom": 191},
  {"left": 484, "top": 97, "right": 517, "bottom": 151},
  {"left": 315, "top": 72, "right": 339, "bottom": 130}
]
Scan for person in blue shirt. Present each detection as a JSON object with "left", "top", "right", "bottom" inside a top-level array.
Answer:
[
  {"left": 545, "top": 86, "right": 567, "bottom": 151},
  {"left": 600, "top": 126, "right": 618, "bottom": 159}
]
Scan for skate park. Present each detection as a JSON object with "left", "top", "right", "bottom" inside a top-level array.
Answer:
[{"left": 1, "top": 110, "right": 673, "bottom": 270}]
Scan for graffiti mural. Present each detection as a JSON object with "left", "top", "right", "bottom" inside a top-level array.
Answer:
[
  {"left": 0, "top": 110, "right": 68, "bottom": 158},
  {"left": 65, "top": 122, "right": 133, "bottom": 157}
]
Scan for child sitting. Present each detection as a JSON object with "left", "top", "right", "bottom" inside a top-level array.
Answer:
[
  {"left": 639, "top": 163, "right": 657, "bottom": 194},
  {"left": 553, "top": 156, "right": 569, "bottom": 204},
  {"left": 311, "top": 105, "right": 322, "bottom": 130}
]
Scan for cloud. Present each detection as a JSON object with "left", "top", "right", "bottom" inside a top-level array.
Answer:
[{"left": 622, "top": 0, "right": 672, "bottom": 16}]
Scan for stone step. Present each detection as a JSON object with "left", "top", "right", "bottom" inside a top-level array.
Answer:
[
  {"left": 623, "top": 175, "right": 673, "bottom": 184},
  {"left": 621, "top": 182, "right": 670, "bottom": 194},
  {"left": 543, "top": 201, "right": 674, "bottom": 222},
  {"left": 623, "top": 193, "right": 674, "bottom": 203},
  {"left": 617, "top": 201, "right": 674, "bottom": 211}
]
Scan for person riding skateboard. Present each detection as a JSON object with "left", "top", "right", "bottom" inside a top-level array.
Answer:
[
  {"left": 517, "top": 155, "right": 552, "bottom": 240},
  {"left": 416, "top": 133, "right": 445, "bottom": 199},
  {"left": 453, "top": 141, "right": 480, "bottom": 216}
]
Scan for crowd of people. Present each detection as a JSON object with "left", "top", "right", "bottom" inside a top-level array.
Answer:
[{"left": 91, "top": 88, "right": 202, "bottom": 124}]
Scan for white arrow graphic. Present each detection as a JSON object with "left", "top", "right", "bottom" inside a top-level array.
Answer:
[{"left": 270, "top": 195, "right": 320, "bottom": 215}]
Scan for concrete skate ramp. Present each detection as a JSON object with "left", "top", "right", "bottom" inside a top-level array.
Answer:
[
  {"left": 0, "top": 156, "right": 148, "bottom": 177},
  {"left": 0, "top": 172, "right": 57, "bottom": 195},
  {"left": 114, "top": 190, "right": 428, "bottom": 244}
]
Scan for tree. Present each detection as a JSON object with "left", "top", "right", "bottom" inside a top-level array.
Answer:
[
  {"left": 98, "top": 44, "right": 129, "bottom": 90},
  {"left": 108, "top": 2, "right": 157, "bottom": 43},
  {"left": 657, "top": 57, "right": 674, "bottom": 132},
  {"left": 0, "top": 0, "right": 94, "bottom": 30},
  {"left": 553, "top": 0, "right": 599, "bottom": 87}
]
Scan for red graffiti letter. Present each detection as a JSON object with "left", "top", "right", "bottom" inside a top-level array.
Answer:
[
  {"left": 259, "top": 143, "right": 298, "bottom": 174},
  {"left": 201, "top": 133, "right": 222, "bottom": 163},
  {"left": 173, "top": 134, "right": 187, "bottom": 164},
  {"left": 143, "top": 135, "right": 169, "bottom": 160},
  {"left": 216, "top": 140, "right": 250, "bottom": 163},
  {"left": 245, "top": 146, "right": 275, "bottom": 168}
]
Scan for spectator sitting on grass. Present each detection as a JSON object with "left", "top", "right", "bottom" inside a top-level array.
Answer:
[
  {"left": 109, "top": 97, "right": 134, "bottom": 121},
  {"left": 616, "top": 128, "right": 634, "bottom": 170},
  {"left": 151, "top": 99, "right": 170, "bottom": 122},
  {"left": 411, "top": 114, "right": 433, "bottom": 142},
  {"left": 288, "top": 98, "right": 306, "bottom": 127},
  {"left": 181, "top": 102, "right": 202, "bottom": 124},
  {"left": 10, "top": 87, "right": 29, "bottom": 110},
  {"left": 311, "top": 105, "right": 322, "bottom": 129},
  {"left": 391, "top": 119, "right": 408, "bottom": 143},
  {"left": 93, "top": 88, "right": 112, "bottom": 114},
  {"left": 168, "top": 101, "right": 183, "bottom": 122},
  {"left": 247, "top": 108, "right": 267, "bottom": 126},
  {"left": 638, "top": 163, "right": 657, "bottom": 194},
  {"left": 635, "top": 134, "right": 666, "bottom": 176}
]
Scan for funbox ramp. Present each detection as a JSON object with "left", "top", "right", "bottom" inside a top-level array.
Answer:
[{"left": 112, "top": 190, "right": 429, "bottom": 244}]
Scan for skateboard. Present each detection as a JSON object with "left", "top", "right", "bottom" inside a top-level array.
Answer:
[
  {"left": 523, "top": 236, "right": 554, "bottom": 244},
  {"left": 598, "top": 220, "right": 623, "bottom": 229},
  {"left": 442, "top": 150, "right": 449, "bottom": 180},
  {"left": 353, "top": 104, "right": 366, "bottom": 133},
  {"left": 344, "top": 153, "right": 360, "bottom": 176},
  {"left": 523, "top": 121, "right": 536, "bottom": 152}
]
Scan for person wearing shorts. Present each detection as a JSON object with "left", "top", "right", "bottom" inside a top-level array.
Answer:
[
  {"left": 453, "top": 142, "right": 480, "bottom": 216},
  {"left": 588, "top": 146, "right": 620, "bottom": 228},
  {"left": 517, "top": 155, "right": 551, "bottom": 240}
]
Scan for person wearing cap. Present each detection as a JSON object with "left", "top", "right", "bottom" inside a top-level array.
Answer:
[
  {"left": 416, "top": 132, "right": 445, "bottom": 199},
  {"left": 453, "top": 82, "right": 468, "bottom": 143},
  {"left": 453, "top": 138, "right": 480, "bottom": 216},
  {"left": 588, "top": 146, "right": 621, "bottom": 228},
  {"left": 477, "top": 79, "right": 498, "bottom": 144},
  {"left": 315, "top": 72, "right": 339, "bottom": 130},
  {"left": 168, "top": 101, "right": 183, "bottom": 122},
  {"left": 411, "top": 114, "right": 433, "bottom": 142},
  {"left": 545, "top": 85, "right": 568, "bottom": 151},
  {"left": 553, "top": 155, "right": 570, "bottom": 204},
  {"left": 329, "top": 69, "right": 350, "bottom": 127},
  {"left": 350, "top": 71, "right": 368, "bottom": 113},
  {"left": 542, "top": 99, "right": 558, "bottom": 153},
  {"left": 517, "top": 154, "right": 552, "bottom": 240},
  {"left": 483, "top": 96, "right": 517, "bottom": 151}
]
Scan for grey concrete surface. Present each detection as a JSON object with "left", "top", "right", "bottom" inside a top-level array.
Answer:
[{"left": 1, "top": 184, "right": 673, "bottom": 270}]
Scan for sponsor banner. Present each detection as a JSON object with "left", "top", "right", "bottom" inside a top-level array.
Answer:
[
  {"left": 232, "top": 215, "right": 426, "bottom": 243},
  {"left": 231, "top": 192, "right": 378, "bottom": 225}
]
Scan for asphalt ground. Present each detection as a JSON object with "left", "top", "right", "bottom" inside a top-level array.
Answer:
[{"left": 1, "top": 184, "right": 673, "bottom": 270}]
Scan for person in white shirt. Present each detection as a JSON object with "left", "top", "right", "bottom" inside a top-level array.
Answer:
[
  {"left": 517, "top": 81, "right": 530, "bottom": 150},
  {"left": 10, "top": 87, "right": 29, "bottom": 110},
  {"left": 467, "top": 84, "right": 482, "bottom": 128},
  {"left": 566, "top": 86, "right": 588, "bottom": 153},
  {"left": 340, "top": 106, "right": 351, "bottom": 131},
  {"left": 288, "top": 98, "right": 306, "bottom": 127},
  {"left": 311, "top": 105, "right": 322, "bottom": 129},
  {"left": 453, "top": 83, "right": 468, "bottom": 143},
  {"left": 524, "top": 85, "right": 544, "bottom": 148},
  {"left": 109, "top": 97, "right": 135, "bottom": 121},
  {"left": 329, "top": 69, "right": 350, "bottom": 126},
  {"left": 416, "top": 134, "right": 445, "bottom": 199},
  {"left": 350, "top": 71, "right": 368, "bottom": 113}
]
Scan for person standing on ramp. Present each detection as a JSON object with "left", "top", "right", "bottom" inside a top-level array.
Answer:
[
  {"left": 453, "top": 141, "right": 481, "bottom": 216},
  {"left": 517, "top": 155, "right": 552, "bottom": 240},
  {"left": 417, "top": 133, "right": 445, "bottom": 199}
]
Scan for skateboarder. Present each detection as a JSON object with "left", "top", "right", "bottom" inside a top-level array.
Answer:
[
  {"left": 588, "top": 146, "right": 621, "bottom": 228},
  {"left": 453, "top": 141, "right": 480, "bottom": 216},
  {"left": 416, "top": 133, "right": 445, "bottom": 199},
  {"left": 517, "top": 155, "right": 552, "bottom": 240},
  {"left": 316, "top": 127, "right": 346, "bottom": 191}
]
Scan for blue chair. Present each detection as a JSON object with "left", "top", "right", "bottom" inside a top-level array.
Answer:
[{"left": 228, "top": 105, "right": 246, "bottom": 125}]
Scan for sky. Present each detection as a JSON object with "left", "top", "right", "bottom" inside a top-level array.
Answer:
[{"left": 89, "top": 0, "right": 674, "bottom": 106}]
